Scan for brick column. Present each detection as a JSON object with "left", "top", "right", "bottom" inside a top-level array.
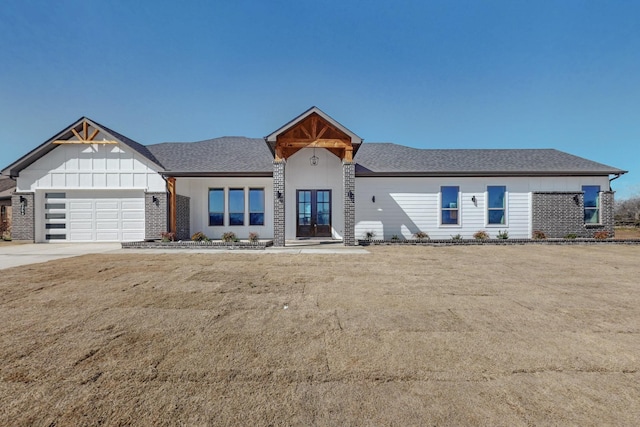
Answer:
[
  {"left": 145, "top": 192, "right": 168, "bottom": 240},
  {"left": 11, "top": 192, "right": 35, "bottom": 241},
  {"left": 273, "top": 160, "right": 286, "bottom": 247},
  {"left": 343, "top": 162, "right": 356, "bottom": 246},
  {"left": 600, "top": 191, "right": 615, "bottom": 238},
  {"left": 176, "top": 195, "right": 191, "bottom": 241}
]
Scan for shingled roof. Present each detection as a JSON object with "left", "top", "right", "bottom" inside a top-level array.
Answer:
[
  {"left": 147, "top": 137, "right": 274, "bottom": 176},
  {"left": 353, "top": 143, "right": 626, "bottom": 176},
  {"left": 146, "top": 138, "right": 625, "bottom": 177}
]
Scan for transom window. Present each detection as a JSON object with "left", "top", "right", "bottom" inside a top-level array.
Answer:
[
  {"left": 487, "top": 186, "right": 506, "bottom": 225},
  {"left": 441, "top": 186, "right": 459, "bottom": 225},
  {"left": 583, "top": 185, "right": 600, "bottom": 224}
]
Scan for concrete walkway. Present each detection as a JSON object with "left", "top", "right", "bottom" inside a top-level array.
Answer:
[
  {"left": 0, "top": 243, "right": 122, "bottom": 270},
  {"left": 0, "top": 242, "right": 369, "bottom": 270}
]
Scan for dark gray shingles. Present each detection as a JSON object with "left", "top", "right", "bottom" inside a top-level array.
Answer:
[
  {"left": 147, "top": 137, "right": 274, "bottom": 173},
  {"left": 354, "top": 143, "right": 625, "bottom": 175}
]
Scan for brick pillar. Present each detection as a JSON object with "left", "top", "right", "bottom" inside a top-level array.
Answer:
[
  {"left": 145, "top": 192, "right": 168, "bottom": 240},
  {"left": 11, "top": 192, "right": 35, "bottom": 241},
  {"left": 343, "top": 162, "right": 356, "bottom": 246},
  {"left": 273, "top": 160, "right": 286, "bottom": 247},
  {"left": 176, "top": 195, "right": 191, "bottom": 241},
  {"left": 600, "top": 191, "right": 615, "bottom": 238}
]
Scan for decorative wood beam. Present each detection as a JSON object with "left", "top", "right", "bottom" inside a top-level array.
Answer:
[
  {"left": 280, "top": 139, "right": 349, "bottom": 148},
  {"left": 344, "top": 146, "right": 353, "bottom": 162},
  {"left": 88, "top": 128, "right": 100, "bottom": 141},
  {"left": 299, "top": 124, "right": 312, "bottom": 139},
  {"left": 71, "top": 129, "right": 83, "bottom": 140},
  {"left": 168, "top": 177, "right": 177, "bottom": 234},
  {"left": 52, "top": 140, "right": 118, "bottom": 145},
  {"left": 316, "top": 124, "right": 329, "bottom": 140},
  {"left": 83, "top": 121, "right": 88, "bottom": 139}
]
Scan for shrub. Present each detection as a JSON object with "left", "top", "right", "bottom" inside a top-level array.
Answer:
[
  {"left": 248, "top": 232, "right": 259, "bottom": 242},
  {"left": 473, "top": 230, "right": 489, "bottom": 240},
  {"left": 191, "top": 231, "right": 209, "bottom": 242},
  {"left": 451, "top": 234, "right": 462, "bottom": 240},
  {"left": 222, "top": 231, "right": 238, "bottom": 242},
  {"left": 594, "top": 231, "right": 609, "bottom": 240},
  {"left": 496, "top": 230, "right": 509, "bottom": 240},
  {"left": 413, "top": 231, "right": 430, "bottom": 240},
  {"left": 564, "top": 233, "right": 578, "bottom": 239},
  {"left": 161, "top": 231, "right": 176, "bottom": 242},
  {"left": 532, "top": 230, "right": 547, "bottom": 239},
  {"left": 363, "top": 230, "right": 376, "bottom": 240}
]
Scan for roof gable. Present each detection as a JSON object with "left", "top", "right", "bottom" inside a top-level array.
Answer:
[
  {"left": 2, "top": 117, "right": 164, "bottom": 177},
  {"left": 265, "top": 106, "right": 363, "bottom": 146}
]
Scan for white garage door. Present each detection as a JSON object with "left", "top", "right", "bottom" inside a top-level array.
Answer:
[{"left": 43, "top": 190, "right": 145, "bottom": 242}]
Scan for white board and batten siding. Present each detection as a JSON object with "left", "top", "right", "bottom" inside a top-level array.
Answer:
[
  {"left": 354, "top": 176, "right": 610, "bottom": 240},
  {"left": 16, "top": 141, "right": 165, "bottom": 242}
]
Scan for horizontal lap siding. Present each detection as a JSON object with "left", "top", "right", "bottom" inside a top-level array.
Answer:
[{"left": 355, "top": 178, "right": 533, "bottom": 240}]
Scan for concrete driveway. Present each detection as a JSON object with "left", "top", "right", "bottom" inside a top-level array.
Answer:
[{"left": 0, "top": 243, "right": 122, "bottom": 270}]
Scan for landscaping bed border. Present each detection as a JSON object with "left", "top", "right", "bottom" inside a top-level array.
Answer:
[
  {"left": 122, "top": 240, "right": 274, "bottom": 250},
  {"left": 358, "top": 238, "right": 640, "bottom": 246}
]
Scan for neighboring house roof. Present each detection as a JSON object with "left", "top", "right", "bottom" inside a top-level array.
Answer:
[
  {"left": 147, "top": 137, "right": 274, "bottom": 176},
  {"left": 1, "top": 117, "right": 163, "bottom": 178},
  {"left": 0, "top": 177, "right": 16, "bottom": 201},
  {"left": 354, "top": 144, "right": 626, "bottom": 177}
]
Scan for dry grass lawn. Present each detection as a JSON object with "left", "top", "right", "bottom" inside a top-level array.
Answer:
[{"left": 1, "top": 245, "right": 639, "bottom": 426}]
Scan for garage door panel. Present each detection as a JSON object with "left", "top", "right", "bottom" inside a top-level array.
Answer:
[
  {"left": 96, "top": 211, "right": 119, "bottom": 220},
  {"left": 122, "top": 211, "right": 144, "bottom": 220},
  {"left": 95, "top": 201, "right": 119, "bottom": 209},
  {"left": 69, "top": 201, "right": 93, "bottom": 210},
  {"left": 43, "top": 191, "right": 146, "bottom": 242}
]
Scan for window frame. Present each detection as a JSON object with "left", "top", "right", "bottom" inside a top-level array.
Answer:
[
  {"left": 228, "top": 188, "right": 245, "bottom": 226},
  {"left": 249, "top": 188, "right": 265, "bottom": 226},
  {"left": 440, "top": 186, "right": 460, "bottom": 226},
  {"left": 582, "top": 185, "right": 601, "bottom": 224},
  {"left": 486, "top": 186, "right": 507, "bottom": 226},
  {"left": 208, "top": 188, "right": 225, "bottom": 226}
]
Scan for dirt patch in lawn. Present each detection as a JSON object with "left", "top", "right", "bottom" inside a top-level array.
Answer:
[
  {"left": 1, "top": 246, "right": 639, "bottom": 425},
  {"left": 615, "top": 226, "right": 640, "bottom": 239}
]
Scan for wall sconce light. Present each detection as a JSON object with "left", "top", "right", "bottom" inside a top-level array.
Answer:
[
  {"left": 471, "top": 195, "right": 477, "bottom": 204},
  {"left": 348, "top": 190, "right": 354, "bottom": 201},
  {"left": 19, "top": 196, "right": 27, "bottom": 215},
  {"left": 572, "top": 194, "right": 580, "bottom": 205},
  {"left": 152, "top": 195, "right": 159, "bottom": 205},
  {"left": 277, "top": 191, "right": 283, "bottom": 200},
  {"left": 371, "top": 196, "right": 376, "bottom": 203}
]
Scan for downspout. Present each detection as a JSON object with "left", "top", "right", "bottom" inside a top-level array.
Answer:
[{"left": 609, "top": 173, "right": 623, "bottom": 191}]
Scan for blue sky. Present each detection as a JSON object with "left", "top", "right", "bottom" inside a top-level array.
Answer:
[{"left": 1, "top": 0, "right": 638, "bottom": 197}]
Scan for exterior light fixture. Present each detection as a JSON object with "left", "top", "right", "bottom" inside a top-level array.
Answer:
[
  {"left": 310, "top": 146, "right": 319, "bottom": 166},
  {"left": 471, "top": 195, "right": 477, "bottom": 204},
  {"left": 152, "top": 195, "right": 159, "bottom": 205},
  {"left": 19, "top": 196, "right": 27, "bottom": 215},
  {"left": 372, "top": 196, "right": 376, "bottom": 203},
  {"left": 277, "top": 191, "right": 283, "bottom": 200}
]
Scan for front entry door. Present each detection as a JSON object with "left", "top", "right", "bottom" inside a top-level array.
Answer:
[{"left": 297, "top": 190, "right": 332, "bottom": 238}]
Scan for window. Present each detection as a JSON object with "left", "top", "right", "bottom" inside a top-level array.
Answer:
[
  {"left": 208, "top": 189, "right": 224, "bottom": 226},
  {"left": 441, "top": 186, "right": 459, "bottom": 225},
  {"left": 249, "top": 188, "right": 265, "bottom": 226},
  {"left": 583, "top": 185, "right": 600, "bottom": 224},
  {"left": 487, "top": 186, "right": 506, "bottom": 225},
  {"left": 228, "top": 188, "right": 244, "bottom": 226}
]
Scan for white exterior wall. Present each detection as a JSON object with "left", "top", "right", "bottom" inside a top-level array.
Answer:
[
  {"left": 355, "top": 175, "right": 610, "bottom": 240},
  {"left": 285, "top": 148, "right": 344, "bottom": 240},
  {"left": 176, "top": 177, "right": 273, "bottom": 240},
  {"left": 16, "top": 141, "right": 165, "bottom": 192}
]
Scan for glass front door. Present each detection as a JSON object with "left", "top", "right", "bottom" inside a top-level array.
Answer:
[{"left": 296, "top": 190, "right": 332, "bottom": 237}]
